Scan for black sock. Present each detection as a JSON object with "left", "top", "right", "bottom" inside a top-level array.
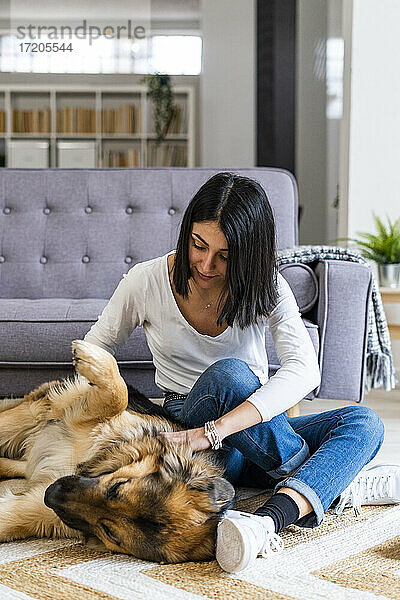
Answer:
[{"left": 254, "top": 493, "right": 300, "bottom": 533}]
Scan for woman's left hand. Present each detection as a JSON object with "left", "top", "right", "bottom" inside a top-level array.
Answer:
[{"left": 158, "top": 427, "right": 211, "bottom": 452}]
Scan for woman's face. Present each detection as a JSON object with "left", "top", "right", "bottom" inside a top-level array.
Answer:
[{"left": 188, "top": 221, "right": 228, "bottom": 290}]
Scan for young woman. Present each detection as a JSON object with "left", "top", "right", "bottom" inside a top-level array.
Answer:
[{"left": 84, "top": 172, "right": 388, "bottom": 573}]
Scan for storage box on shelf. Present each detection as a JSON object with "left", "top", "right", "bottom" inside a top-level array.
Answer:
[
  {"left": 0, "top": 85, "right": 194, "bottom": 168},
  {"left": 8, "top": 140, "right": 49, "bottom": 168}
]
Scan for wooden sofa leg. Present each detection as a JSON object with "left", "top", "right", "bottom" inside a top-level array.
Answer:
[{"left": 286, "top": 402, "right": 301, "bottom": 418}]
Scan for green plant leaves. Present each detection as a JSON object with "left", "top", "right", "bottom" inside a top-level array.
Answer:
[
  {"left": 340, "top": 214, "right": 400, "bottom": 264},
  {"left": 142, "top": 73, "right": 175, "bottom": 144}
]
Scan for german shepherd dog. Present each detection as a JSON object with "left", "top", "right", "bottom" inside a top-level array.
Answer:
[{"left": 0, "top": 341, "right": 234, "bottom": 562}]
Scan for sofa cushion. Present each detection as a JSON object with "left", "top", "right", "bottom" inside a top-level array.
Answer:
[
  {"left": 279, "top": 264, "right": 318, "bottom": 313},
  {"left": 0, "top": 299, "right": 151, "bottom": 363},
  {"left": 1, "top": 299, "right": 319, "bottom": 374}
]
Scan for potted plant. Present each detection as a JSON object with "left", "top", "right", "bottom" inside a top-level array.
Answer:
[
  {"left": 141, "top": 73, "right": 176, "bottom": 144},
  {"left": 340, "top": 214, "right": 400, "bottom": 288}
]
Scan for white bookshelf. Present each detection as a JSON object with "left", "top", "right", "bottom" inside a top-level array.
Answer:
[{"left": 0, "top": 85, "right": 195, "bottom": 168}]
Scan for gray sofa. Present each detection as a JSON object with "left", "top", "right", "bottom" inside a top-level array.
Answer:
[{"left": 0, "top": 167, "right": 372, "bottom": 401}]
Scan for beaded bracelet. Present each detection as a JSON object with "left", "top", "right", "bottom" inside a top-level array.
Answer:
[{"left": 204, "top": 420, "right": 222, "bottom": 450}]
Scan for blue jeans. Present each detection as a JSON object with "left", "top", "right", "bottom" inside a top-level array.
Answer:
[{"left": 163, "top": 358, "right": 385, "bottom": 528}]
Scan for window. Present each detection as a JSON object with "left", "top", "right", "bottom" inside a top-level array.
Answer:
[
  {"left": 146, "top": 36, "right": 202, "bottom": 75},
  {"left": 326, "top": 37, "right": 344, "bottom": 120}
]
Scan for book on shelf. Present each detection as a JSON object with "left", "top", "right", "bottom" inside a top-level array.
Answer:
[
  {"left": 165, "top": 103, "right": 188, "bottom": 135},
  {"left": 102, "top": 148, "right": 140, "bottom": 168},
  {"left": 2, "top": 86, "right": 192, "bottom": 167},
  {"left": 56, "top": 107, "right": 96, "bottom": 134},
  {"left": 101, "top": 104, "right": 141, "bottom": 135},
  {"left": 147, "top": 142, "right": 187, "bottom": 167},
  {"left": 12, "top": 107, "right": 51, "bottom": 133},
  {"left": 150, "top": 103, "right": 187, "bottom": 137}
]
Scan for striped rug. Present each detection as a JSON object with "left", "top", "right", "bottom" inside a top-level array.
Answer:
[{"left": 0, "top": 482, "right": 398, "bottom": 600}]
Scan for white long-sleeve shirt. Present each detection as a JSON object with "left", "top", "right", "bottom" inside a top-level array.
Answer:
[{"left": 84, "top": 251, "right": 321, "bottom": 421}]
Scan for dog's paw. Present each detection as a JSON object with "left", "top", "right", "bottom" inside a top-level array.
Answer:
[{"left": 71, "top": 340, "right": 118, "bottom": 387}]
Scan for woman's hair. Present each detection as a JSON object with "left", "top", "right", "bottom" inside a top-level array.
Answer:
[{"left": 173, "top": 172, "right": 278, "bottom": 328}]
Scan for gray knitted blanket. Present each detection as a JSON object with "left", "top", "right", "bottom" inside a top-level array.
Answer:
[{"left": 277, "top": 246, "right": 397, "bottom": 393}]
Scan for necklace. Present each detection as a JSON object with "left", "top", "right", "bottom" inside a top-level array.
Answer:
[
  {"left": 192, "top": 281, "right": 219, "bottom": 310},
  {"left": 199, "top": 293, "right": 215, "bottom": 310}
]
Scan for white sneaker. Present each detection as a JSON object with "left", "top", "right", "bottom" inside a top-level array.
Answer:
[
  {"left": 335, "top": 463, "right": 400, "bottom": 516},
  {"left": 216, "top": 509, "right": 284, "bottom": 573}
]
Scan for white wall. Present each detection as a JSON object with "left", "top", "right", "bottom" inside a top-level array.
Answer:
[
  {"left": 339, "top": 0, "right": 400, "bottom": 372},
  {"left": 200, "top": 0, "right": 255, "bottom": 167},
  {"left": 339, "top": 0, "right": 400, "bottom": 240},
  {"left": 296, "top": 0, "right": 327, "bottom": 244},
  {"left": 326, "top": 0, "right": 343, "bottom": 244}
]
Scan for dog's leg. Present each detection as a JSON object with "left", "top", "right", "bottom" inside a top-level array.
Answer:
[
  {"left": 0, "top": 381, "right": 59, "bottom": 456},
  {"left": 0, "top": 484, "right": 80, "bottom": 542},
  {"left": 0, "top": 381, "right": 62, "bottom": 415},
  {"left": 0, "top": 398, "right": 51, "bottom": 457},
  {"left": 70, "top": 340, "right": 128, "bottom": 424},
  {"left": 0, "top": 458, "right": 27, "bottom": 478}
]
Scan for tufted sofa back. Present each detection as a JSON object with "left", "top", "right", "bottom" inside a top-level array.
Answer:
[{"left": 0, "top": 167, "right": 298, "bottom": 299}]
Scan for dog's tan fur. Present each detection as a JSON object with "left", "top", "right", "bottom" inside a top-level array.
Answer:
[{"left": 0, "top": 341, "right": 234, "bottom": 562}]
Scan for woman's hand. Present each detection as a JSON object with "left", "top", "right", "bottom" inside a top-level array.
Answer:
[{"left": 158, "top": 427, "right": 211, "bottom": 452}]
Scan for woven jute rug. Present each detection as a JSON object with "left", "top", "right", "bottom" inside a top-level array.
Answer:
[{"left": 0, "top": 481, "right": 399, "bottom": 600}]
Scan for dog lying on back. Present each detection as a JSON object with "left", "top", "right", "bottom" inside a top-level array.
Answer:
[{"left": 0, "top": 341, "right": 234, "bottom": 563}]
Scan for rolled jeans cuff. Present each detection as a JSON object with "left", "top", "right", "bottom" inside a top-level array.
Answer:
[
  {"left": 267, "top": 438, "right": 310, "bottom": 479},
  {"left": 273, "top": 476, "right": 324, "bottom": 527}
]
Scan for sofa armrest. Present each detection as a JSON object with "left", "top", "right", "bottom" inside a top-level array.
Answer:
[{"left": 314, "top": 260, "right": 373, "bottom": 402}]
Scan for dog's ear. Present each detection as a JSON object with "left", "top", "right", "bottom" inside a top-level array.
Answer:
[{"left": 190, "top": 476, "right": 235, "bottom": 513}]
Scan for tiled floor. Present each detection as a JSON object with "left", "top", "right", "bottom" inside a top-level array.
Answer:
[{"left": 300, "top": 387, "right": 400, "bottom": 466}]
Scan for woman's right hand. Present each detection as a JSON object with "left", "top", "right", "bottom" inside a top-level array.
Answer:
[{"left": 157, "top": 427, "right": 212, "bottom": 451}]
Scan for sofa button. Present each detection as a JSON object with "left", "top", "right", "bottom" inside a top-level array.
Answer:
[
  {"left": 168, "top": 207, "right": 176, "bottom": 215},
  {"left": 126, "top": 206, "right": 133, "bottom": 214},
  {"left": 3, "top": 207, "right": 11, "bottom": 215},
  {"left": 0, "top": 255, "right": 4, "bottom": 263},
  {"left": 43, "top": 207, "right": 51, "bottom": 215},
  {"left": 40, "top": 256, "right": 47, "bottom": 264},
  {"left": 82, "top": 255, "right": 90, "bottom": 263},
  {"left": 125, "top": 256, "right": 132, "bottom": 264},
  {"left": 85, "top": 206, "right": 92, "bottom": 214}
]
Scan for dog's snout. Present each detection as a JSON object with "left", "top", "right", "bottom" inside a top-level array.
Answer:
[
  {"left": 44, "top": 481, "right": 59, "bottom": 508},
  {"left": 58, "top": 475, "right": 81, "bottom": 491},
  {"left": 44, "top": 475, "right": 100, "bottom": 534},
  {"left": 44, "top": 475, "right": 97, "bottom": 508}
]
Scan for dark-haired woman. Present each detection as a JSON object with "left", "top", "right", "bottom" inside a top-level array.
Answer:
[{"left": 84, "top": 172, "right": 387, "bottom": 573}]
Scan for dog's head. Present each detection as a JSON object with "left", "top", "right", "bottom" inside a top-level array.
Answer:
[{"left": 44, "top": 437, "right": 234, "bottom": 563}]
